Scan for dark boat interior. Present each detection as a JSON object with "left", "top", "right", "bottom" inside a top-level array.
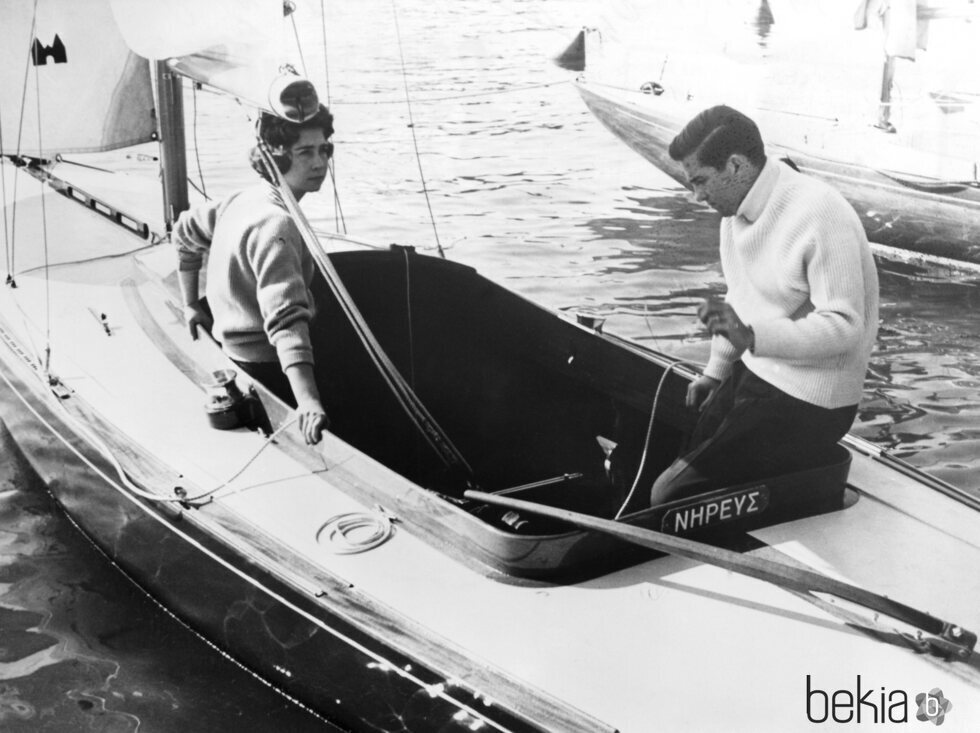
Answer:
[
  {"left": 309, "top": 246, "right": 850, "bottom": 550},
  {"left": 311, "top": 247, "right": 692, "bottom": 511}
]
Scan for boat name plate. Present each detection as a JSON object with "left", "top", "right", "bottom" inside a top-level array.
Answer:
[{"left": 661, "top": 486, "right": 770, "bottom": 534}]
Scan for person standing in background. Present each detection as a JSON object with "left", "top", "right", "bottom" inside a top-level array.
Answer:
[{"left": 854, "top": 0, "right": 932, "bottom": 132}]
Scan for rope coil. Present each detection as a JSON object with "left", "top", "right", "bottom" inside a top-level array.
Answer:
[{"left": 315, "top": 507, "right": 395, "bottom": 554}]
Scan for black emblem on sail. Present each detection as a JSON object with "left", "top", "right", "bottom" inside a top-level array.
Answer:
[{"left": 32, "top": 35, "right": 67, "bottom": 66}]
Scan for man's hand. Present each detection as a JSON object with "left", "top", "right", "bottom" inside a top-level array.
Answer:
[
  {"left": 183, "top": 301, "right": 214, "bottom": 340},
  {"left": 698, "top": 298, "right": 754, "bottom": 354},
  {"left": 686, "top": 374, "right": 720, "bottom": 411}
]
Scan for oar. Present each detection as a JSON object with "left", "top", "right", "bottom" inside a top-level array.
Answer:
[{"left": 463, "top": 489, "right": 977, "bottom": 660}]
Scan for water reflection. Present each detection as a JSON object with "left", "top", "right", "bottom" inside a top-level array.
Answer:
[
  {"left": 0, "top": 423, "right": 329, "bottom": 732},
  {"left": 586, "top": 193, "right": 722, "bottom": 272},
  {"left": 577, "top": 191, "right": 980, "bottom": 495},
  {"left": 855, "top": 266, "right": 980, "bottom": 490}
]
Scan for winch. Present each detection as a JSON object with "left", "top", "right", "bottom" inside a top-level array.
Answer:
[{"left": 203, "top": 369, "right": 248, "bottom": 430}]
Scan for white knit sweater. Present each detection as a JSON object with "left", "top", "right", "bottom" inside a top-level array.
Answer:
[
  {"left": 173, "top": 182, "right": 316, "bottom": 370},
  {"left": 703, "top": 158, "right": 880, "bottom": 409}
]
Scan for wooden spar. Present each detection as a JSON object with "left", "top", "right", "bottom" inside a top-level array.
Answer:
[
  {"left": 463, "top": 489, "right": 978, "bottom": 660},
  {"left": 154, "top": 60, "right": 189, "bottom": 228}
]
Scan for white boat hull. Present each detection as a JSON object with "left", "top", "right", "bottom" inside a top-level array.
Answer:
[{"left": 3, "top": 159, "right": 980, "bottom": 731}]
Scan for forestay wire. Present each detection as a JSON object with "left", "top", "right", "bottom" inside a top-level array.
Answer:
[
  {"left": 30, "top": 44, "right": 52, "bottom": 376},
  {"left": 0, "top": 114, "right": 10, "bottom": 285},
  {"left": 3, "top": 0, "right": 53, "bottom": 377},
  {"left": 315, "top": 0, "right": 347, "bottom": 233},
  {"left": 390, "top": 0, "right": 445, "bottom": 258}
]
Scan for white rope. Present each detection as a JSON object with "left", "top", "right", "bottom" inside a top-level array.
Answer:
[
  {"left": 49, "top": 389, "right": 301, "bottom": 506},
  {"left": 315, "top": 507, "right": 395, "bottom": 554},
  {"left": 177, "top": 415, "right": 301, "bottom": 504},
  {"left": 614, "top": 359, "right": 699, "bottom": 519}
]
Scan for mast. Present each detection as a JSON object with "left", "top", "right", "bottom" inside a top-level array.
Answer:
[{"left": 155, "top": 60, "right": 189, "bottom": 229}]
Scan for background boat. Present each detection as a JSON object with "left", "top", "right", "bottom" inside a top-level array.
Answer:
[
  {"left": 1, "top": 1, "right": 980, "bottom": 732},
  {"left": 568, "top": 0, "right": 980, "bottom": 269}
]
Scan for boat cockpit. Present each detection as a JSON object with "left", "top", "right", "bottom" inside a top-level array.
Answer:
[{"left": 215, "top": 246, "right": 853, "bottom": 581}]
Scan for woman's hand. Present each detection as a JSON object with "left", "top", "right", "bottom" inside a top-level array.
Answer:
[
  {"left": 183, "top": 301, "right": 214, "bottom": 340},
  {"left": 295, "top": 399, "right": 330, "bottom": 445},
  {"left": 285, "top": 363, "right": 329, "bottom": 445}
]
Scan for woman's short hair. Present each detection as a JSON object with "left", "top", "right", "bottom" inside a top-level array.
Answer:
[
  {"left": 249, "top": 104, "right": 335, "bottom": 180},
  {"left": 667, "top": 105, "right": 765, "bottom": 169},
  {"left": 259, "top": 104, "right": 334, "bottom": 150}
]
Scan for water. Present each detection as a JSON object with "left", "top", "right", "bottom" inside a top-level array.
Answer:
[
  {"left": 0, "top": 427, "right": 331, "bottom": 731},
  {"left": 3, "top": 1, "right": 979, "bottom": 730}
]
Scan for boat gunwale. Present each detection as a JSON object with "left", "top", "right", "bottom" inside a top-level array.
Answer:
[{"left": 0, "top": 296, "right": 618, "bottom": 733}]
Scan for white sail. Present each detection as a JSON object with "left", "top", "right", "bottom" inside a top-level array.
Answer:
[
  {"left": 0, "top": 0, "right": 155, "bottom": 156},
  {"left": 109, "top": 0, "right": 301, "bottom": 115}
]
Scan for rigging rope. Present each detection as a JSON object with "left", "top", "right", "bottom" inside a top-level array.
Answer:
[
  {"left": 327, "top": 155, "right": 347, "bottom": 234},
  {"left": 318, "top": 0, "right": 332, "bottom": 105},
  {"left": 7, "top": 1, "right": 40, "bottom": 282},
  {"left": 254, "top": 140, "right": 474, "bottom": 481},
  {"left": 289, "top": 12, "right": 309, "bottom": 78},
  {"left": 614, "top": 358, "right": 699, "bottom": 519},
  {"left": 0, "top": 120, "right": 10, "bottom": 285},
  {"left": 191, "top": 84, "right": 209, "bottom": 200},
  {"left": 33, "top": 81, "right": 51, "bottom": 376},
  {"left": 175, "top": 415, "right": 302, "bottom": 504},
  {"left": 54, "top": 389, "right": 309, "bottom": 506},
  {"left": 311, "top": 1, "right": 346, "bottom": 234},
  {"left": 390, "top": 0, "right": 445, "bottom": 258},
  {"left": 2, "top": 1, "right": 55, "bottom": 377},
  {"left": 13, "top": 241, "right": 159, "bottom": 277},
  {"left": 401, "top": 247, "right": 416, "bottom": 387},
  {"left": 26, "top": 1, "right": 53, "bottom": 376}
]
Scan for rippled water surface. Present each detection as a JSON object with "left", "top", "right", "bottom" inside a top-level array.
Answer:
[{"left": 3, "top": 0, "right": 979, "bottom": 730}]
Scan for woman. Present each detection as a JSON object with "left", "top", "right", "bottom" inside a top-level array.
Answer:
[{"left": 173, "top": 105, "right": 334, "bottom": 445}]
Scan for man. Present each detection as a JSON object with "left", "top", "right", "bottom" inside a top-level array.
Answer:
[
  {"left": 649, "top": 105, "right": 879, "bottom": 506},
  {"left": 173, "top": 105, "right": 334, "bottom": 445},
  {"left": 854, "top": 0, "right": 930, "bottom": 133}
]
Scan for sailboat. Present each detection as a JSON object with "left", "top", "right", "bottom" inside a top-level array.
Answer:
[
  {"left": 2, "top": 1, "right": 980, "bottom": 730},
  {"left": 567, "top": 1, "right": 980, "bottom": 270}
]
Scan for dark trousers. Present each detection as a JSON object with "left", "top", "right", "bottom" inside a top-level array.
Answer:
[
  {"left": 649, "top": 362, "right": 856, "bottom": 506},
  {"left": 231, "top": 359, "right": 297, "bottom": 408}
]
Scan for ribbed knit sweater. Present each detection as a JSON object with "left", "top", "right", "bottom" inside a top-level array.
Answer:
[
  {"left": 703, "top": 158, "right": 879, "bottom": 409},
  {"left": 173, "top": 182, "right": 316, "bottom": 370}
]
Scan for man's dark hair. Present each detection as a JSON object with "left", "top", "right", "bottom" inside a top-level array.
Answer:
[
  {"left": 250, "top": 104, "right": 335, "bottom": 180},
  {"left": 667, "top": 105, "right": 765, "bottom": 169}
]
